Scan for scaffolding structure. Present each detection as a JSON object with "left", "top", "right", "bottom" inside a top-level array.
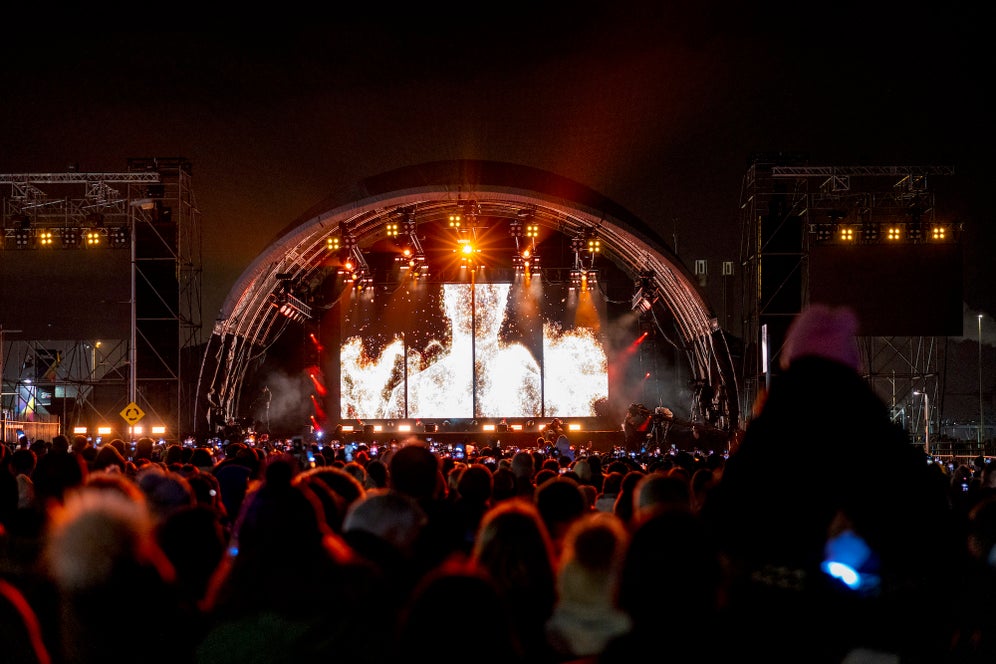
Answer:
[
  {"left": 739, "top": 155, "right": 958, "bottom": 449},
  {"left": 0, "top": 159, "right": 202, "bottom": 443}
]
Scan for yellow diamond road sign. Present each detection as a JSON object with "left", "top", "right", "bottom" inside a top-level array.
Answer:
[{"left": 120, "top": 402, "right": 145, "bottom": 425}]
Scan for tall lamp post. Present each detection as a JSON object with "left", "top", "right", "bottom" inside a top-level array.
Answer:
[
  {"left": 980, "top": 314, "right": 986, "bottom": 449},
  {"left": 914, "top": 390, "right": 930, "bottom": 456}
]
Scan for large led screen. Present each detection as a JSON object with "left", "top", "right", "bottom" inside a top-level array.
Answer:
[{"left": 339, "top": 281, "right": 608, "bottom": 420}]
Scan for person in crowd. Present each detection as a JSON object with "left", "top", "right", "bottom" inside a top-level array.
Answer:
[
  {"left": 689, "top": 466, "right": 715, "bottom": 514},
  {"left": 622, "top": 403, "right": 651, "bottom": 453},
  {"left": 451, "top": 462, "right": 494, "bottom": 555},
  {"left": 197, "top": 456, "right": 388, "bottom": 664},
  {"left": 91, "top": 444, "right": 127, "bottom": 474},
  {"left": 612, "top": 469, "right": 645, "bottom": 528},
  {"left": 700, "top": 303, "right": 962, "bottom": 662},
  {"left": 585, "top": 454, "right": 605, "bottom": 493},
  {"left": 31, "top": 437, "right": 86, "bottom": 509},
  {"left": 341, "top": 487, "right": 428, "bottom": 620},
  {"left": 189, "top": 446, "right": 216, "bottom": 473},
  {"left": 210, "top": 443, "right": 257, "bottom": 528},
  {"left": 595, "top": 470, "right": 624, "bottom": 513},
  {"left": 491, "top": 465, "right": 517, "bottom": 503},
  {"left": 10, "top": 447, "right": 38, "bottom": 511},
  {"left": 600, "top": 506, "right": 726, "bottom": 663},
  {"left": 135, "top": 465, "right": 196, "bottom": 523},
  {"left": 295, "top": 465, "right": 366, "bottom": 534},
  {"left": 156, "top": 502, "right": 228, "bottom": 609},
  {"left": 946, "top": 494, "right": 996, "bottom": 661},
  {"left": 545, "top": 511, "right": 632, "bottom": 660},
  {"left": 389, "top": 557, "right": 524, "bottom": 664},
  {"left": 472, "top": 498, "right": 558, "bottom": 663},
  {"left": 631, "top": 470, "right": 692, "bottom": 520},
  {"left": 389, "top": 440, "right": 467, "bottom": 575},
  {"left": 510, "top": 449, "right": 538, "bottom": 499},
  {"left": 534, "top": 475, "right": 589, "bottom": 559},
  {"left": 42, "top": 482, "right": 200, "bottom": 664},
  {"left": 365, "top": 458, "right": 389, "bottom": 488}
]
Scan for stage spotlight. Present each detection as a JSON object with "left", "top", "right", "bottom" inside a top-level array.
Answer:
[
  {"left": 587, "top": 237, "right": 601, "bottom": 254},
  {"left": 632, "top": 272, "right": 657, "bottom": 312},
  {"left": 401, "top": 209, "right": 417, "bottom": 234},
  {"left": 269, "top": 291, "right": 312, "bottom": 322},
  {"left": 38, "top": 230, "right": 54, "bottom": 247},
  {"left": 61, "top": 227, "right": 81, "bottom": 248},
  {"left": 907, "top": 204, "right": 923, "bottom": 242},
  {"left": 930, "top": 224, "right": 947, "bottom": 241},
  {"left": 12, "top": 215, "right": 32, "bottom": 249},
  {"left": 907, "top": 221, "right": 922, "bottom": 242},
  {"left": 861, "top": 223, "right": 880, "bottom": 242},
  {"left": 84, "top": 230, "right": 103, "bottom": 247},
  {"left": 838, "top": 226, "right": 854, "bottom": 242},
  {"left": 109, "top": 226, "right": 129, "bottom": 248},
  {"left": 886, "top": 225, "right": 902, "bottom": 241},
  {"left": 327, "top": 236, "right": 341, "bottom": 251}
]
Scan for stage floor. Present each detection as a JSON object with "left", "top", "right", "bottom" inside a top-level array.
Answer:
[{"left": 327, "top": 424, "right": 733, "bottom": 456}]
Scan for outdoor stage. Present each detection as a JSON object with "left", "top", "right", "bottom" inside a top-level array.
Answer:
[{"left": 247, "top": 274, "right": 736, "bottom": 453}]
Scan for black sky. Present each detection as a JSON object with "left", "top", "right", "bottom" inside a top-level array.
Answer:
[{"left": 1, "top": 7, "right": 991, "bottom": 341}]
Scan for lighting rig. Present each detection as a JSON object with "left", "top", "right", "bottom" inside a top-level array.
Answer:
[
  {"left": 568, "top": 229, "right": 600, "bottom": 290},
  {"left": 333, "top": 224, "right": 373, "bottom": 287},
  {"left": 393, "top": 207, "right": 428, "bottom": 279},
  {"left": 510, "top": 208, "right": 540, "bottom": 275}
]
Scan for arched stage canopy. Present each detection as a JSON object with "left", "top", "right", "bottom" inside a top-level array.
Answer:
[{"left": 195, "top": 160, "right": 740, "bottom": 439}]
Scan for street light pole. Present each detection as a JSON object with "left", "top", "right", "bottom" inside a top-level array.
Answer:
[
  {"left": 980, "top": 314, "right": 985, "bottom": 449},
  {"left": 914, "top": 390, "right": 930, "bottom": 456}
]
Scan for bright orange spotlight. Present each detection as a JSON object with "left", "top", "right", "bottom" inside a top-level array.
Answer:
[
  {"left": 461, "top": 242, "right": 475, "bottom": 255},
  {"left": 622, "top": 331, "right": 649, "bottom": 357},
  {"left": 309, "top": 373, "right": 328, "bottom": 397},
  {"left": 310, "top": 394, "right": 327, "bottom": 420}
]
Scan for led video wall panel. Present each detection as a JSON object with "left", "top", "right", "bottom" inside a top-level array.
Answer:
[{"left": 338, "top": 281, "right": 609, "bottom": 419}]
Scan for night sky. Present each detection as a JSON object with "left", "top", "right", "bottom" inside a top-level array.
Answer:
[{"left": 1, "top": 8, "right": 990, "bottom": 343}]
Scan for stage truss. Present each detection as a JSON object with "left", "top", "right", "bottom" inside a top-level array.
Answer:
[
  {"left": 739, "top": 155, "right": 958, "bottom": 445},
  {"left": 1, "top": 159, "right": 202, "bottom": 443}
]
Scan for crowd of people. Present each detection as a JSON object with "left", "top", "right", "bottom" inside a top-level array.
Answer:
[{"left": 3, "top": 303, "right": 996, "bottom": 663}]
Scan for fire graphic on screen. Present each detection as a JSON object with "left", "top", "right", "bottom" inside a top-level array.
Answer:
[{"left": 339, "top": 283, "right": 607, "bottom": 419}]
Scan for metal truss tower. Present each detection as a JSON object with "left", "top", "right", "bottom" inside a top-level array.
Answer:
[
  {"left": 0, "top": 159, "right": 202, "bottom": 443},
  {"left": 739, "top": 155, "right": 958, "bottom": 449}
]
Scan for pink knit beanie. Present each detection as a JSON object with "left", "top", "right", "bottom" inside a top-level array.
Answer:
[{"left": 780, "top": 303, "right": 862, "bottom": 371}]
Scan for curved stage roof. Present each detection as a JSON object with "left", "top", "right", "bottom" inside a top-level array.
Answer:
[{"left": 196, "top": 160, "right": 740, "bottom": 436}]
